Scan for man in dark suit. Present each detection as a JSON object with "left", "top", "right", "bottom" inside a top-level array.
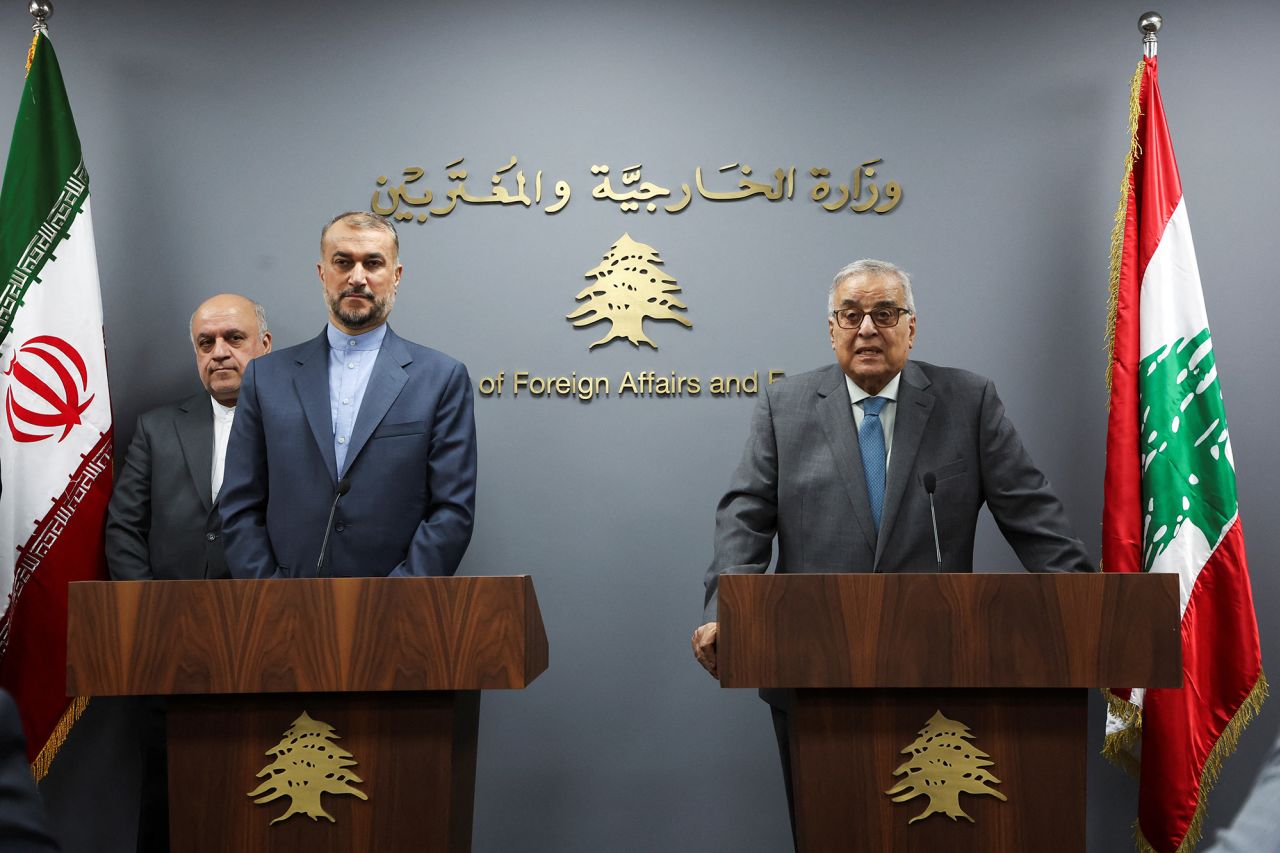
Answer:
[
  {"left": 691, "top": 259, "right": 1094, "bottom": 839},
  {"left": 105, "top": 292, "right": 272, "bottom": 852},
  {"left": 220, "top": 212, "right": 476, "bottom": 579},
  {"left": 107, "top": 294, "right": 273, "bottom": 581},
  {"left": 0, "top": 689, "right": 58, "bottom": 852}
]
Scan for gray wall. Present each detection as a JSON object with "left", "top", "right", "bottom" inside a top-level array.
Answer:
[{"left": 4, "top": 1, "right": 1277, "bottom": 850}]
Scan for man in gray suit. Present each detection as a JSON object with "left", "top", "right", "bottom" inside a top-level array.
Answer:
[
  {"left": 691, "top": 259, "right": 1094, "bottom": 838},
  {"left": 104, "top": 292, "right": 271, "bottom": 853}
]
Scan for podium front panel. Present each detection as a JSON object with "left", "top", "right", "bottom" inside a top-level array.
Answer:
[{"left": 167, "top": 691, "right": 479, "bottom": 853}]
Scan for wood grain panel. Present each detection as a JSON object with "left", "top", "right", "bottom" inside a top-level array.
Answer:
[
  {"left": 719, "top": 572, "right": 1179, "bottom": 689},
  {"left": 790, "top": 688, "right": 1086, "bottom": 853},
  {"left": 167, "top": 692, "right": 479, "bottom": 853},
  {"left": 66, "top": 577, "right": 549, "bottom": 695}
]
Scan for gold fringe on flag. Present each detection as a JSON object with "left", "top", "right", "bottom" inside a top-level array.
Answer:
[
  {"left": 1105, "top": 59, "right": 1145, "bottom": 395},
  {"left": 30, "top": 695, "right": 89, "bottom": 782},
  {"left": 1130, "top": 673, "right": 1270, "bottom": 853},
  {"left": 25, "top": 32, "right": 39, "bottom": 76},
  {"left": 1101, "top": 687, "right": 1143, "bottom": 778}
]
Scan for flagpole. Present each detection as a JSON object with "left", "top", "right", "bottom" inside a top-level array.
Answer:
[
  {"left": 1139, "top": 11, "right": 1162, "bottom": 58},
  {"left": 28, "top": 1, "right": 52, "bottom": 34}
]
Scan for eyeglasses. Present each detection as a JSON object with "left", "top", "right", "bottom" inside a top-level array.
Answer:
[{"left": 830, "top": 306, "right": 912, "bottom": 330}]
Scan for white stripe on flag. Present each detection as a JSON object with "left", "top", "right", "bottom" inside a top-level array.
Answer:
[
  {"left": 0, "top": 199, "right": 109, "bottom": 603},
  {"left": 1139, "top": 199, "right": 1208, "bottom": 356}
]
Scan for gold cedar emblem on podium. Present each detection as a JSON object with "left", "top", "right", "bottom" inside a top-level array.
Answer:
[
  {"left": 884, "top": 710, "right": 1007, "bottom": 823},
  {"left": 567, "top": 233, "right": 691, "bottom": 350},
  {"left": 248, "top": 711, "right": 368, "bottom": 824}
]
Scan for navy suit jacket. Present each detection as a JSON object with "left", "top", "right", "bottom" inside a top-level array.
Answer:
[{"left": 219, "top": 326, "right": 476, "bottom": 578}]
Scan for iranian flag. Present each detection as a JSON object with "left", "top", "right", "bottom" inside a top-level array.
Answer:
[
  {"left": 1101, "top": 55, "right": 1267, "bottom": 852},
  {"left": 0, "top": 31, "right": 112, "bottom": 778}
]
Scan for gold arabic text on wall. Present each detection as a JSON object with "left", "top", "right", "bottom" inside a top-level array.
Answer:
[{"left": 371, "top": 156, "right": 901, "bottom": 222}]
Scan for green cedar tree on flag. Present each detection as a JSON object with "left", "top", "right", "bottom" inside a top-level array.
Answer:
[
  {"left": 1101, "top": 54, "right": 1267, "bottom": 853},
  {"left": 0, "top": 30, "right": 112, "bottom": 779}
]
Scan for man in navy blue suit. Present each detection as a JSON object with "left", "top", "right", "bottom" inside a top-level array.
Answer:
[{"left": 220, "top": 212, "right": 476, "bottom": 578}]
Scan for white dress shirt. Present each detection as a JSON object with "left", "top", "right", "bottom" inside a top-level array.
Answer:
[
  {"left": 845, "top": 371, "right": 902, "bottom": 471},
  {"left": 210, "top": 397, "right": 236, "bottom": 502}
]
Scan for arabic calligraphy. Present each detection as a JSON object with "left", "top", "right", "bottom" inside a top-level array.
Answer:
[
  {"left": 809, "top": 158, "right": 901, "bottom": 214},
  {"left": 370, "top": 156, "right": 901, "bottom": 222}
]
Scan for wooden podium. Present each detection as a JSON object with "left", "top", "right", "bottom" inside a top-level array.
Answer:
[
  {"left": 65, "top": 576, "right": 548, "bottom": 853},
  {"left": 718, "top": 572, "right": 1179, "bottom": 853}
]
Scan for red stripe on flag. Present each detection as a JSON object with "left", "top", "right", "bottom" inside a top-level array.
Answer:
[
  {"left": 1136, "top": 520, "right": 1263, "bottom": 851},
  {"left": 1133, "top": 57, "right": 1183, "bottom": 276},
  {"left": 1102, "top": 56, "right": 1184, "bottom": 575},
  {"left": 1103, "top": 173, "right": 1143, "bottom": 575},
  {"left": 0, "top": 441, "right": 111, "bottom": 762}
]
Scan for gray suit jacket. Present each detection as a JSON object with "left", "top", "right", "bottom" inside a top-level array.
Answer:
[
  {"left": 704, "top": 361, "right": 1094, "bottom": 621},
  {"left": 105, "top": 393, "right": 229, "bottom": 580}
]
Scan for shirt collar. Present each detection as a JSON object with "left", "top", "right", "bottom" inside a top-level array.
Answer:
[
  {"left": 327, "top": 322, "right": 388, "bottom": 352},
  {"left": 845, "top": 370, "right": 902, "bottom": 407},
  {"left": 210, "top": 397, "right": 236, "bottom": 419}
]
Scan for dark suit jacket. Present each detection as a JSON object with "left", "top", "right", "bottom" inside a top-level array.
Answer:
[
  {"left": 704, "top": 360, "right": 1095, "bottom": 621},
  {"left": 219, "top": 326, "right": 477, "bottom": 578},
  {"left": 105, "top": 393, "right": 228, "bottom": 580},
  {"left": 0, "top": 690, "right": 58, "bottom": 852}
]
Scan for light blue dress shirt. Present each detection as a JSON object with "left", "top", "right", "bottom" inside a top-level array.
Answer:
[{"left": 327, "top": 322, "right": 387, "bottom": 475}]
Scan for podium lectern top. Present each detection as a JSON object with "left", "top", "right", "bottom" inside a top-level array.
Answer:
[
  {"left": 66, "top": 576, "right": 548, "bottom": 696},
  {"left": 718, "top": 572, "right": 1179, "bottom": 689}
]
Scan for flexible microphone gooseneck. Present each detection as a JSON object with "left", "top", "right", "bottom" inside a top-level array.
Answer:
[
  {"left": 923, "top": 472, "right": 942, "bottom": 572},
  {"left": 316, "top": 478, "right": 352, "bottom": 577}
]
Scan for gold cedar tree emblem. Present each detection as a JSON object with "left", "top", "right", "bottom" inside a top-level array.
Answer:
[
  {"left": 884, "top": 710, "right": 1007, "bottom": 823},
  {"left": 247, "top": 711, "right": 368, "bottom": 825},
  {"left": 567, "top": 233, "right": 691, "bottom": 350}
]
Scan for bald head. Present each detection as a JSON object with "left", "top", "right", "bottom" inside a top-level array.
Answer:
[{"left": 190, "top": 294, "right": 272, "bottom": 406}]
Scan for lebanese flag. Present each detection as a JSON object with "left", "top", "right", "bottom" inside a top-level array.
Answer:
[
  {"left": 1101, "top": 55, "right": 1267, "bottom": 852},
  {"left": 0, "top": 32, "right": 112, "bottom": 778}
]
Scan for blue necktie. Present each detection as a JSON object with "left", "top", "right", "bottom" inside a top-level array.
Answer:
[{"left": 859, "top": 396, "right": 888, "bottom": 532}]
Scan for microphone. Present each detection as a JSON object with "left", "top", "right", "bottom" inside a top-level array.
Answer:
[
  {"left": 316, "top": 478, "right": 352, "bottom": 578},
  {"left": 923, "top": 472, "right": 942, "bottom": 572}
]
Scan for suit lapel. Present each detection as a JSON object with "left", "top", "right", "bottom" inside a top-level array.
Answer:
[
  {"left": 342, "top": 328, "right": 410, "bottom": 476},
  {"left": 175, "top": 394, "right": 214, "bottom": 512},
  {"left": 292, "top": 331, "right": 340, "bottom": 482},
  {"left": 815, "top": 366, "right": 878, "bottom": 550},
  {"left": 874, "top": 361, "right": 935, "bottom": 566}
]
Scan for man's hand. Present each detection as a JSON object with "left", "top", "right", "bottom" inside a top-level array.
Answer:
[{"left": 691, "top": 621, "right": 719, "bottom": 679}]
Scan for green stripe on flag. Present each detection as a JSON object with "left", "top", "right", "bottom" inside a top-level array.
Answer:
[
  {"left": 0, "top": 33, "right": 85, "bottom": 344},
  {"left": 1139, "top": 327, "right": 1238, "bottom": 571}
]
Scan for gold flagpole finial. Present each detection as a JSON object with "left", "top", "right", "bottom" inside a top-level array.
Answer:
[
  {"left": 29, "top": 1, "right": 53, "bottom": 35},
  {"left": 1139, "top": 11, "right": 1163, "bottom": 59}
]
